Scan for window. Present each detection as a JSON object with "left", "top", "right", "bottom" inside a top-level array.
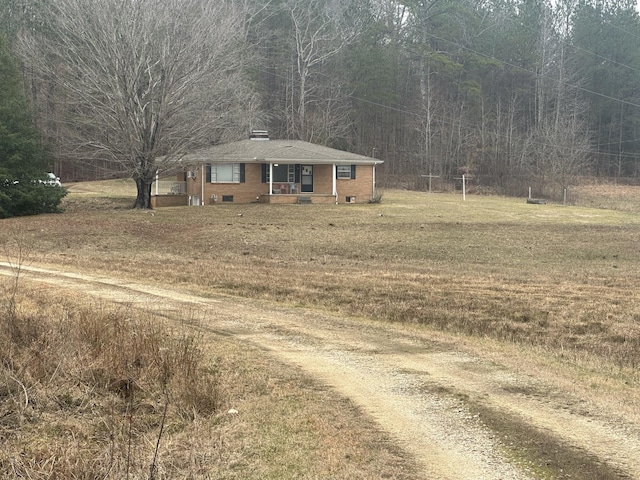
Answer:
[
  {"left": 266, "top": 164, "right": 295, "bottom": 183},
  {"left": 262, "top": 164, "right": 301, "bottom": 184},
  {"left": 337, "top": 165, "right": 356, "bottom": 179},
  {"left": 222, "top": 195, "right": 234, "bottom": 202},
  {"left": 208, "top": 163, "right": 243, "bottom": 183}
]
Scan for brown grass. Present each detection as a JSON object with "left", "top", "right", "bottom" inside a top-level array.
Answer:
[
  {"left": 1, "top": 182, "right": 639, "bottom": 477},
  {"left": 7, "top": 183, "right": 637, "bottom": 371},
  {"left": 572, "top": 182, "right": 640, "bottom": 212},
  {"left": 0, "top": 284, "right": 220, "bottom": 478},
  {"left": 0, "top": 281, "right": 418, "bottom": 479}
]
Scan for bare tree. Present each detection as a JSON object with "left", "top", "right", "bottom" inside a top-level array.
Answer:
[
  {"left": 19, "top": 0, "right": 258, "bottom": 208},
  {"left": 286, "top": 0, "right": 362, "bottom": 141},
  {"left": 527, "top": 87, "right": 592, "bottom": 200}
]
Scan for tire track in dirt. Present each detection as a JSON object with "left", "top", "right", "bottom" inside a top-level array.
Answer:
[{"left": 1, "top": 262, "right": 637, "bottom": 479}]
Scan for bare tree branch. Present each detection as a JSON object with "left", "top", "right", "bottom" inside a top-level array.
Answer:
[
  {"left": 286, "top": 0, "right": 362, "bottom": 141},
  {"left": 18, "top": 0, "right": 260, "bottom": 207}
]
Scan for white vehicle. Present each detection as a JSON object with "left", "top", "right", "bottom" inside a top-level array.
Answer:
[
  {"left": 3, "top": 173, "right": 62, "bottom": 187},
  {"left": 42, "top": 173, "right": 62, "bottom": 186}
]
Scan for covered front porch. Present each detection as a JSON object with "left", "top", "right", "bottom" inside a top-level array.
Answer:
[
  {"left": 261, "top": 163, "right": 340, "bottom": 204},
  {"left": 258, "top": 192, "right": 338, "bottom": 204}
]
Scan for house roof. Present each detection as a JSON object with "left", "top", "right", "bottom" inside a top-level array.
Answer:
[{"left": 174, "top": 139, "right": 383, "bottom": 166}]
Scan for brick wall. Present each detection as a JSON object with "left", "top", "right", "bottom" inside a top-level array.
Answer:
[
  {"left": 336, "top": 165, "right": 375, "bottom": 204},
  {"left": 183, "top": 163, "right": 377, "bottom": 205},
  {"left": 151, "top": 194, "right": 188, "bottom": 208}
]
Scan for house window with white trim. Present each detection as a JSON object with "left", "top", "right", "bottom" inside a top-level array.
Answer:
[
  {"left": 337, "top": 165, "right": 356, "bottom": 179},
  {"left": 208, "top": 163, "right": 242, "bottom": 183}
]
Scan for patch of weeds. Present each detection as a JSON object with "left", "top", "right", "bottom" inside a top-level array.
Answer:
[
  {"left": 368, "top": 192, "right": 384, "bottom": 204},
  {"left": 395, "top": 367, "right": 430, "bottom": 376},
  {"left": 413, "top": 382, "right": 470, "bottom": 402},
  {"left": 0, "top": 284, "right": 225, "bottom": 479},
  {"left": 55, "top": 392, "right": 83, "bottom": 410},
  {"left": 468, "top": 402, "right": 632, "bottom": 480},
  {"left": 411, "top": 378, "right": 630, "bottom": 479}
]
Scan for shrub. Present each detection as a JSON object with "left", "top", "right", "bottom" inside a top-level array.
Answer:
[
  {"left": 0, "top": 283, "right": 221, "bottom": 479},
  {"left": 0, "top": 182, "right": 68, "bottom": 218},
  {"left": 368, "top": 191, "right": 384, "bottom": 204}
]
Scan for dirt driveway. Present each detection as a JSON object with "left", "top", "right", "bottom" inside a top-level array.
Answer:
[{"left": 1, "top": 262, "right": 638, "bottom": 479}]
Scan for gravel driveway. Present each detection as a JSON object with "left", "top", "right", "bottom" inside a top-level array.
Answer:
[{"left": 1, "top": 262, "right": 637, "bottom": 479}]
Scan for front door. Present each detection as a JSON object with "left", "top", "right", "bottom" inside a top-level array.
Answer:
[{"left": 301, "top": 165, "right": 313, "bottom": 193}]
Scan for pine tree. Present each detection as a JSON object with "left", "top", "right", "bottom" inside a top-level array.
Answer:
[{"left": 0, "top": 36, "right": 66, "bottom": 218}]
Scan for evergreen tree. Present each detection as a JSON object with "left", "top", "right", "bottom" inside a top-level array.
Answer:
[
  {"left": 0, "top": 36, "right": 66, "bottom": 218},
  {"left": 572, "top": 0, "right": 640, "bottom": 177}
]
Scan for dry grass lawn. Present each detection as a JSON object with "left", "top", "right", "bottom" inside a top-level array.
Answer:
[
  {"left": 20, "top": 183, "right": 640, "bottom": 367},
  {"left": 1, "top": 180, "right": 639, "bottom": 478}
]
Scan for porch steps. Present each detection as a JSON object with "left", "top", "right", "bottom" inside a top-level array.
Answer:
[{"left": 297, "top": 196, "right": 312, "bottom": 204}]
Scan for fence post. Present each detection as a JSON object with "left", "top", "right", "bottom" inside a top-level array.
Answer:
[{"left": 462, "top": 174, "right": 466, "bottom": 201}]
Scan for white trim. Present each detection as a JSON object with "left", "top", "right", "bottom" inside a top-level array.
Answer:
[
  {"left": 336, "top": 165, "right": 352, "bottom": 179},
  {"left": 269, "top": 163, "right": 273, "bottom": 195},
  {"left": 332, "top": 164, "right": 337, "bottom": 203},
  {"left": 372, "top": 165, "right": 376, "bottom": 199},
  {"left": 210, "top": 163, "right": 241, "bottom": 183}
]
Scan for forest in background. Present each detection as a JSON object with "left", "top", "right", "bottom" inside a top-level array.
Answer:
[{"left": 3, "top": 0, "right": 640, "bottom": 200}]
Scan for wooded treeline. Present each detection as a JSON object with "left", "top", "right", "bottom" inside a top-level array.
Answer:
[{"left": 3, "top": 0, "right": 640, "bottom": 200}]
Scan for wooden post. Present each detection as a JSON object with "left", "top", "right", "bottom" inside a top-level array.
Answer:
[
  {"left": 462, "top": 174, "right": 466, "bottom": 201},
  {"left": 420, "top": 174, "right": 440, "bottom": 193}
]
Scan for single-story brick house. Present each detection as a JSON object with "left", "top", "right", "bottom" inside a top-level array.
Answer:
[{"left": 152, "top": 131, "right": 383, "bottom": 207}]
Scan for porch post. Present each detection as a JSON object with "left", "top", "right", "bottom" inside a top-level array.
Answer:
[
  {"left": 332, "top": 164, "right": 337, "bottom": 204},
  {"left": 269, "top": 163, "right": 273, "bottom": 195},
  {"left": 372, "top": 165, "right": 376, "bottom": 199}
]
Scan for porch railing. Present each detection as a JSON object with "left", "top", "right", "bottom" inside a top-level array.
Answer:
[{"left": 153, "top": 180, "right": 187, "bottom": 195}]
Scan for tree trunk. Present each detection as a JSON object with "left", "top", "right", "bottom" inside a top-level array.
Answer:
[{"left": 134, "top": 177, "right": 153, "bottom": 209}]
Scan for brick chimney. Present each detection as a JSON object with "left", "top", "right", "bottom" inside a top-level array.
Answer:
[{"left": 249, "top": 130, "right": 269, "bottom": 140}]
